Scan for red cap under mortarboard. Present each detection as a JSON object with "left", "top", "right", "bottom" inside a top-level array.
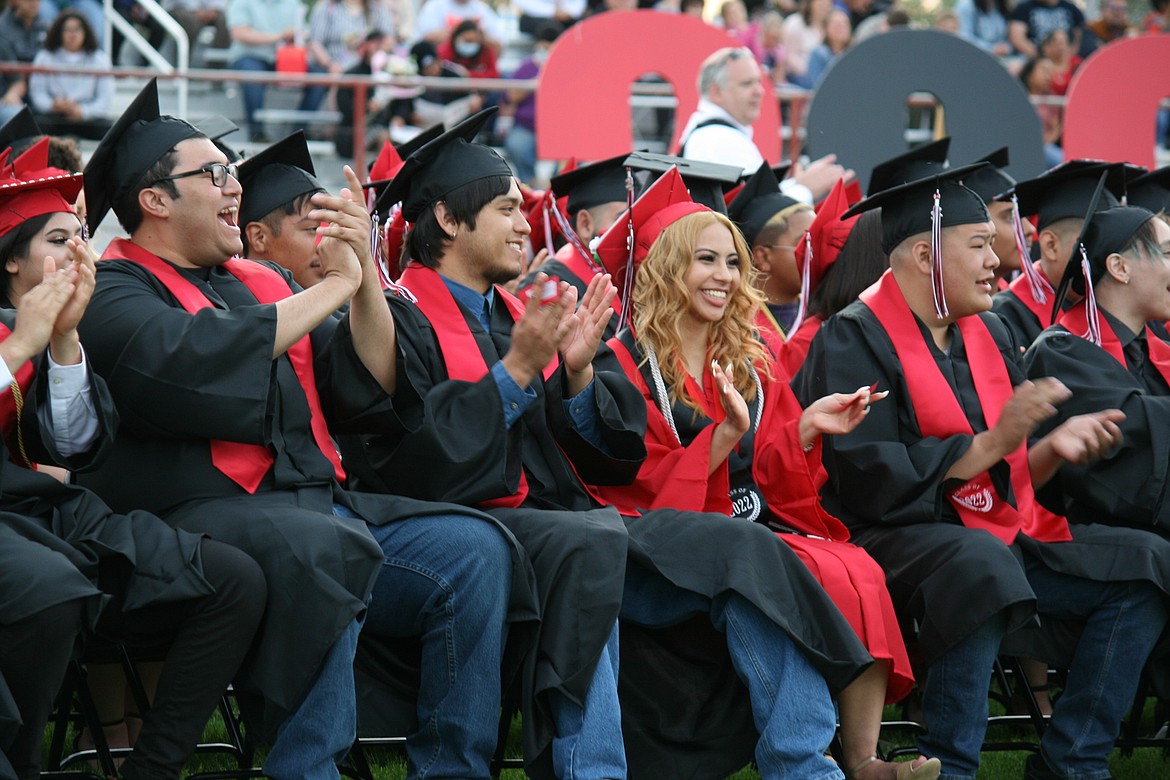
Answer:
[{"left": 0, "top": 137, "right": 83, "bottom": 238}]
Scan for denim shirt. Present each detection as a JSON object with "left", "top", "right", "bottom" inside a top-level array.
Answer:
[{"left": 440, "top": 276, "right": 603, "bottom": 446}]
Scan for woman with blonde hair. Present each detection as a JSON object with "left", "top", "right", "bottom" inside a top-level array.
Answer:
[{"left": 595, "top": 174, "right": 941, "bottom": 780}]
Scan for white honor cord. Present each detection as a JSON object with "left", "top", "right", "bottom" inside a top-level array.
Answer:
[{"left": 644, "top": 344, "right": 763, "bottom": 445}]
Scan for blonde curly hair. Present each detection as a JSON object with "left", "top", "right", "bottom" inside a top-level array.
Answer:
[{"left": 630, "top": 210, "right": 772, "bottom": 416}]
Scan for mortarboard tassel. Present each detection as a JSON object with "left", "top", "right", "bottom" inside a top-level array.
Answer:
[
  {"left": 616, "top": 166, "right": 637, "bottom": 332},
  {"left": 548, "top": 190, "right": 602, "bottom": 274},
  {"left": 788, "top": 230, "right": 813, "bottom": 336},
  {"left": 541, "top": 196, "right": 555, "bottom": 257},
  {"left": 369, "top": 212, "right": 388, "bottom": 288},
  {"left": 930, "top": 188, "right": 949, "bottom": 320},
  {"left": 1012, "top": 195, "right": 1051, "bottom": 304},
  {"left": 381, "top": 204, "right": 416, "bottom": 301},
  {"left": 1078, "top": 244, "right": 1101, "bottom": 346}
]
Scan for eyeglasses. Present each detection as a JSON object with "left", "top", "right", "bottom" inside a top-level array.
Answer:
[{"left": 153, "top": 162, "right": 238, "bottom": 189}]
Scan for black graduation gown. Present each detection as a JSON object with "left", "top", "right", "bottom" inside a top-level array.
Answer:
[
  {"left": 796, "top": 303, "right": 1170, "bottom": 664},
  {"left": 1024, "top": 313, "right": 1170, "bottom": 533},
  {"left": 0, "top": 308, "right": 214, "bottom": 759},
  {"left": 340, "top": 291, "right": 635, "bottom": 778},
  {"left": 991, "top": 287, "right": 1044, "bottom": 348},
  {"left": 76, "top": 255, "right": 487, "bottom": 734}
]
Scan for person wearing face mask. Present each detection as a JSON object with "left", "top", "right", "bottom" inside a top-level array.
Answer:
[
  {"left": 438, "top": 19, "right": 500, "bottom": 80},
  {"left": 502, "top": 20, "right": 562, "bottom": 185}
]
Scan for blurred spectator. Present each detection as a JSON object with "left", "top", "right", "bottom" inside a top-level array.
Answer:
[
  {"left": 36, "top": 1, "right": 104, "bottom": 48},
  {"left": 853, "top": 1, "right": 905, "bottom": 42},
  {"left": 1009, "top": 0, "right": 1084, "bottom": 59},
  {"left": 308, "top": 0, "right": 395, "bottom": 75},
  {"left": 783, "top": 0, "right": 830, "bottom": 89},
  {"left": 806, "top": 7, "right": 852, "bottom": 87},
  {"left": 718, "top": 0, "right": 757, "bottom": 48},
  {"left": 1086, "top": 0, "right": 1136, "bottom": 44},
  {"left": 335, "top": 29, "right": 392, "bottom": 157},
  {"left": 0, "top": 0, "right": 49, "bottom": 124},
  {"left": 955, "top": 0, "right": 1012, "bottom": 56},
  {"left": 680, "top": 0, "right": 705, "bottom": 17},
  {"left": 1143, "top": 0, "right": 1169, "bottom": 31},
  {"left": 502, "top": 20, "right": 561, "bottom": 183},
  {"left": 414, "top": 0, "right": 504, "bottom": 50},
  {"left": 387, "top": 40, "right": 481, "bottom": 140},
  {"left": 752, "top": 10, "right": 787, "bottom": 82},
  {"left": 111, "top": 0, "right": 170, "bottom": 64},
  {"left": 27, "top": 9, "right": 112, "bottom": 139},
  {"left": 1020, "top": 56, "right": 1063, "bottom": 167},
  {"left": 165, "top": 0, "right": 231, "bottom": 52},
  {"left": 1039, "top": 27, "right": 1080, "bottom": 95},
  {"left": 844, "top": 0, "right": 888, "bottom": 31},
  {"left": 227, "top": 0, "right": 327, "bottom": 142},
  {"left": 934, "top": 8, "right": 960, "bottom": 33},
  {"left": 437, "top": 18, "right": 500, "bottom": 79},
  {"left": 513, "top": 0, "right": 583, "bottom": 35}
]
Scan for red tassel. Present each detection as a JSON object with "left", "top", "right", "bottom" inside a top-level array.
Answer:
[
  {"left": 789, "top": 230, "right": 813, "bottom": 335},
  {"left": 617, "top": 166, "right": 637, "bottom": 331},
  {"left": 1012, "top": 195, "right": 1051, "bottom": 304},
  {"left": 931, "top": 189, "right": 948, "bottom": 320},
  {"left": 548, "top": 189, "right": 602, "bottom": 273},
  {"left": 1079, "top": 246, "right": 1101, "bottom": 346}
]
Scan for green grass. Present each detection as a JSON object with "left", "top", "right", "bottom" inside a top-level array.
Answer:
[{"left": 45, "top": 702, "right": 1170, "bottom": 779}]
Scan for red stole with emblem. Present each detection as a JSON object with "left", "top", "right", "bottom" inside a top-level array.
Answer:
[
  {"left": 860, "top": 270, "right": 1071, "bottom": 544},
  {"left": 1058, "top": 301, "right": 1170, "bottom": 388},
  {"left": 1008, "top": 261, "right": 1055, "bottom": 329},
  {"left": 398, "top": 262, "right": 582, "bottom": 509},
  {"left": 103, "top": 238, "right": 345, "bottom": 492}
]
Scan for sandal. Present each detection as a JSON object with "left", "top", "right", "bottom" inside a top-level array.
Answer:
[{"left": 848, "top": 755, "right": 942, "bottom": 780}]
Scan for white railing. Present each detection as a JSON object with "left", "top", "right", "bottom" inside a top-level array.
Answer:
[{"left": 102, "top": 0, "right": 190, "bottom": 117}]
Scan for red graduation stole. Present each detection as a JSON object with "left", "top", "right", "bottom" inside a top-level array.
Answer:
[
  {"left": 103, "top": 238, "right": 346, "bottom": 492},
  {"left": 1058, "top": 300, "right": 1170, "bottom": 388},
  {"left": 861, "top": 270, "right": 1071, "bottom": 544},
  {"left": 1008, "top": 261, "right": 1054, "bottom": 329},
  {"left": 0, "top": 322, "right": 37, "bottom": 466},
  {"left": 397, "top": 262, "right": 573, "bottom": 509},
  {"left": 754, "top": 307, "right": 786, "bottom": 359}
]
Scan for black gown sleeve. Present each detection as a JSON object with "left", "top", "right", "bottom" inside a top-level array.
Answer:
[{"left": 1024, "top": 327, "right": 1170, "bottom": 530}]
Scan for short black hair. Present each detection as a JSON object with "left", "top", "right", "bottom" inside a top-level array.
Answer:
[
  {"left": 404, "top": 174, "right": 513, "bottom": 270},
  {"left": 242, "top": 191, "right": 320, "bottom": 258},
  {"left": 112, "top": 147, "right": 182, "bottom": 235},
  {"left": 0, "top": 213, "right": 55, "bottom": 298}
]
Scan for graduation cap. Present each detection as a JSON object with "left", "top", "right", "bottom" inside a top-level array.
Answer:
[
  {"left": 1128, "top": 166, "right": 1170, "bottom": 216},
  {"left": 0, "top": 137, "right": 83, "bottom": 238},
  {"left": 376, "top": 108, "right": 513, "bottom": 222},
  {"left": 845, "top": 162, "right": 990, "bottom": 319},
  {"left": 788, "top": 176, "right": 862, "bottom": 335},
  {"left": 1002, "top": 160, "right": 1127, "bottom": 232},
  {"left": 83, "top": 78, "right": 202, "bottom": 234},
  {"left": 550, "top": 154, "right": 630, "bottom": 217},
  {"left": 0, "top": 107, "right": 42, "bottom": 156},
  {"left": 1050, "top": 172, "right": 1156, "bottom": 344},
  {"left": 726, "top": 162, "right": 800, "bottom": 247},
  {"left": 194, "top": 115, "right": 242, "bottom": 163},
  {"left": 622, "top": 151, "right": 742, "bottom": 214},
  {"left": 365, "top": 123, "right": 444, "bottom": 196},
  {"left": 962, "top": 147, "right": 1016, "bottom": 204},
  {"left": 594, "top": 166, "right": 708, "bottom": 324},
  {"left": 235, "top": 131, "right": 323, "bottom": 229},
  {"left": 867, "top": 137, "right": 951, "bottom": 196}
]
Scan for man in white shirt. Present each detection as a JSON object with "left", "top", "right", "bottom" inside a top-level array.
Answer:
[
  {"left": 680, "top": 46, "right": 854, "bottom": 204},
  {"left": 415, "top": 0, "right": 505, "bottom": 48}
]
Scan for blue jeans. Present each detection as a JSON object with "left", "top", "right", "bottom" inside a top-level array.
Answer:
[
  {"left": 264, "top": 616, "right": 362, "bottom": 780},
  {"left": 550, "top": 621, "right": 627, "bottom": 780},
  {"left": 917, "top": 612, "right": 1008, "bottom": 780},
  {"left": 504, "top": 123, "right": 537, "bottom": 185},
  {"left": 364, "top": 513, "right": 512, "bottom": 780},
  {"left": 231, "top": 55, "right": 328, "bottom": 136},
  {"left": 1027, "top": 559, "right": 1167, "bottom": 780},
  {"left": 621, "top": 565, "right": 843, "bottom": 780}
]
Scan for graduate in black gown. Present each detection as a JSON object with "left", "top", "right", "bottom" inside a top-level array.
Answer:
[
  {"left": 74, "top": 80, "right": 524, "bottom": 780},
  {"left": 990, "top": 162, "right": 1127, "bottom": 348},
  {"left": 796, "top": 166, "right": 1170, "bottom": 780},
  {"left": 0, "top": 135, "right": 264, "bottom": 780}
]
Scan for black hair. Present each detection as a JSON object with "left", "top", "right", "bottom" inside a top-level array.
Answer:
[
  {"left": 975, "top": 0, "right": 1010, "bottom": 17},
  {"left": 1123, "top": 216, "right": 1164, "bottom": 264},
  {"left": 0, "top": 213, "right": 56, "bottom": 298},
  {"left": 112, "top": 147, "right": 182, "bottom": 235},
  {"left": 450, "top": 19, "right": 483, "bottom": 43},
  {"left": 242, "top": 191, "right": 322, "bottom": 258},
  {"left": 404, "top": 175, "right": 514, "bottom": 270},
  {"left": 808, "top": 209, "right": 888, "bottom": 319},
  {"left": 1018, "top": 57, "right": 1042, "bottom": 90},
  {"left": 45, "top": 10, "right": 99, "bottom": 54}
]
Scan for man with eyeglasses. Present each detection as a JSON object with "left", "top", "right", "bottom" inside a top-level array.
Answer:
[{"left": 75, "top": 79, "right": 522, "bottom": 780}]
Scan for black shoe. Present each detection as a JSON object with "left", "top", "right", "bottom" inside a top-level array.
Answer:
[{"left": 1024, "top": 753, "right": 1060, "bottom": 780}]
